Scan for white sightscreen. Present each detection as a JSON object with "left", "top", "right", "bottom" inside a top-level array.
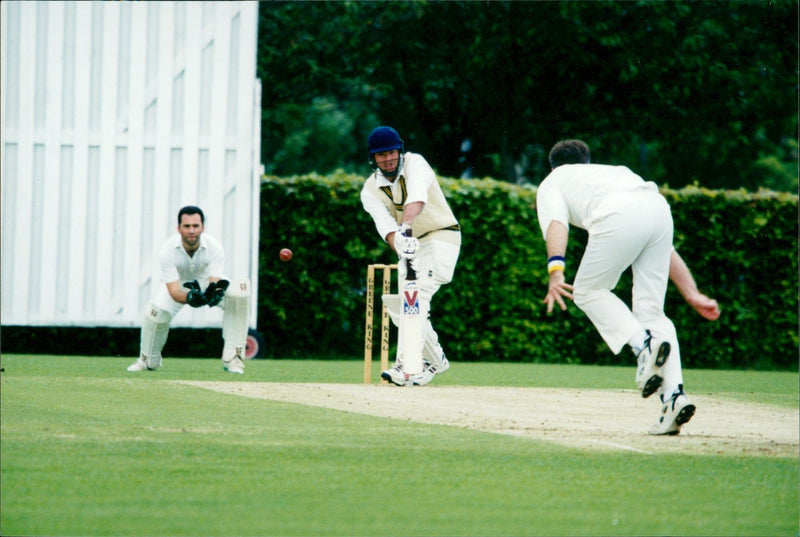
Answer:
[{"left": 1, "top": 1, "right": 262, "bottom": 329}]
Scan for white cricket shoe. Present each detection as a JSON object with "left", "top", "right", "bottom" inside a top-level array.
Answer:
[
  {"left": 381, "top": 364, "right": 409, "bottom": 386},
  {"left": 127, "top": 354, "right": 160, "bottom": 371},
  {"left": 223, "top": 356, "right": 244, "bottom": 374},
  {"left": 127, "top": 357, "right": 150, "bottom": 372},
  {"left": 410, "top": 355, "right": 450, "bottom": 386},
  {"left": 635, "top": 330, "right": 670, "bottom": 398},
  {"left": 649, "top": 388, "right": 696, "bottom": 436},
  {"left": 434, "top": 354, "right": 450, "bottom": 375},
  {"left": 409, "top": 368, "right": 435, "bottom": 386},
  {"left": 222, "top": 345, "right": 245, "bottom": 374}
]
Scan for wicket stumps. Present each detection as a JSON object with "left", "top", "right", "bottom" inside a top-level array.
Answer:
[{"left": 363, "top": 264, "right": 397, "bottom": 383}]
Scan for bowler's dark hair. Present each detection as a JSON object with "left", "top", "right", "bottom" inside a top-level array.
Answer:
[
  {"left": 178, "top": 205, "right": 205, "bottom": 225},
  {"left": 548, "top": 139, "right": 591, "bottom": 168}
]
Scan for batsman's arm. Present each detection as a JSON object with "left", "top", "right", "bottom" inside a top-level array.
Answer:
[{"left": 669, "top": 250, "right": 720, "bottom": 321}]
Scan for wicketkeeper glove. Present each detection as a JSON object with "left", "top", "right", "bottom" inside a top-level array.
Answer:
[
  {"left": 183, "top": 280, "right": 208, "bottom": 308},
  {"left": 204, "top": 279, "right": 230, "bottom": 307},
  {"left": 393, "top": 224, "right": 419, "bottom": 259}
]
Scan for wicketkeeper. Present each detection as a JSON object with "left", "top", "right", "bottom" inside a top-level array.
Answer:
[
  {"left": 360, "top": 126, "right": 461, "bottom": 386},
  {"left": 126, "top": 206, "right": 251, "bottom": 374}
]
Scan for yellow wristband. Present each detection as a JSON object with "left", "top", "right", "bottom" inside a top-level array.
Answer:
[{"left": 547, "top": 256, "right": 566, "bottom": 273}]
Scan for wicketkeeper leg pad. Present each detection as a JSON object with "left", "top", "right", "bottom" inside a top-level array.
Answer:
[
  {"left": 222, "top": 278, "right": 250, "bottom": 361},
  {"left": 140, "top": 302, "right": 172, "bottom": 368}
]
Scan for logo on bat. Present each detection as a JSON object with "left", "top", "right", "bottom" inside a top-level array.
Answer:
[{"left": 403, "top": 290, "right": 419, "bottom": 315}]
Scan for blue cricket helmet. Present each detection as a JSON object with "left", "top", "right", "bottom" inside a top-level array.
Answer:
[{"left": 368, "top": 126, "right": 404, "bottom": 155}]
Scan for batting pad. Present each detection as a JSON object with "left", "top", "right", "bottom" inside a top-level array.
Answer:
[
  {"left": 382, "top": 293, "right": 444, "bottom": 368},
  {"left": 381, "top": 294, "right": 401, "bottom": 327},
  {"left": 222, "top": 278, "right": 250, "bottom": 351},
  {"left": 140, "top": 302, "right": 172, "bottom": 367}
]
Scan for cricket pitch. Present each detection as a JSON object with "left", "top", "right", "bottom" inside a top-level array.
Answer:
[{"left": 175, "top": 381, "right": 798, "bottom": 458}]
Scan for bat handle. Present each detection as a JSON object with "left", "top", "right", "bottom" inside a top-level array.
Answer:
[{"left": 403, "top": 228, "right": 417, "bottom": 281}]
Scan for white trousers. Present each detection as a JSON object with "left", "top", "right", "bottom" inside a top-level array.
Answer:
[
  {"left": 572, "top": 190, "right": 683, "bottom": 390},
  {"left": 397, "top": 235, "right": 461, "bottom": 300}
]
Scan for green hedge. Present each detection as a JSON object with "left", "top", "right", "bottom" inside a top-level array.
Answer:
[{"left": 258, "top": 172, "right": 798, "bottom": 370}]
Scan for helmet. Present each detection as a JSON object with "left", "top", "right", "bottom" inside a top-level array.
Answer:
[{"left": 368, "top": 126, "right": 404, "bottom": 155}]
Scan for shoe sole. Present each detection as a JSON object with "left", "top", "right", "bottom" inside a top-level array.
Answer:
[
  {"left": 675, "top": 403, "right": 696, "bottom": 426},
  {"left": 655, "top": 341, "right": 670, "bottom": 367},
  {"left": 381, "top": 371, "right": 407, "bottom": 386},
  {"left": 641, "top": 375, "right": 663, "bottom": 399},
  {"left": 641, "top": 342, "right": 671, "bottom": 398},
  {"left": 662, "top": 404, "right": 696, "bottom": 436}
]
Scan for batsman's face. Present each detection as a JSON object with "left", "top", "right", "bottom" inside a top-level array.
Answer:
[
  {"left": 178, "top": 214, "right": 204, "bottom": 251},
  {"left": 374, "top": 150, "right": 400, "bottom": 176}
]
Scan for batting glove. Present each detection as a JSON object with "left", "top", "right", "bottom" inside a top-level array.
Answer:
[{"left": 393, "top": 224, "right": 419, "bottom": 259}]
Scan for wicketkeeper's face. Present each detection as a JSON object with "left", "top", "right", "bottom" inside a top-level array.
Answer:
[
  {"left": 374, "top": 150, "right": 400, "bottom": 175},
  {"left": 178, "top": 213, "right": 204, "bottom": 250}
]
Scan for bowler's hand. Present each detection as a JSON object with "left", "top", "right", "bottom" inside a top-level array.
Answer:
[
  {"left": 543, "top": 271, "right": 574, "bottom": 313},
  {"left": 686, "top": 292, "right": 720, "bottom": 321}
]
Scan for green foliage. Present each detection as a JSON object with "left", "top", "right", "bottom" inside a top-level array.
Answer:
[
  {"left": 257, "top": 1, "right": 798, "bottom": 191},
  {"left": 663, "top": 185, "right": 800, "bottom": 370},
  {"left": 258, "top": 173, "right": 798, "bottom": 370}
]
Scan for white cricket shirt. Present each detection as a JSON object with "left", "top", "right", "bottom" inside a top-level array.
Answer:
[
  {"left": 158, "top": 233, "right": 225, "bottom": 284},
  {"left": 536, "top": 163, "right": 658, "bottom": 236},
  {"left": 361, "top": 152, "right": 459, "bottom": 241}
]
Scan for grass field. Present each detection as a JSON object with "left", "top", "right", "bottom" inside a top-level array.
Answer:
[{"left": 1, "top": 354, "right": 797, "bottom": 537}]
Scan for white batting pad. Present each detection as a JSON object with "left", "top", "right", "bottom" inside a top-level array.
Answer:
[
  {"left": 381, "top": 294, "right": 401, "bottom": 327},
  {"left": 140, "top": 301, "right": 172, "bottom": 367},
  {"left": 384, "top": 293, "right": 443, "bottom": 368},
  {"left": 222, "top": 278, "right": 250, "bottom": 352},
  {"left": 423, "top": 322, "right": 445, "bottom": 369}
]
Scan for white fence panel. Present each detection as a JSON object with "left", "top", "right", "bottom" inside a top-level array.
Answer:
[{"left": 1, "top": 1, "right": 262, "bottom": 329}]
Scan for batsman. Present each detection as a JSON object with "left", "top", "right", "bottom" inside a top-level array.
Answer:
[
  {"left": 361, "top": 126, "right": 461, "bottom": 386},
  {"left": 126, "top": 206, "right": 251, "bottom": 374}
]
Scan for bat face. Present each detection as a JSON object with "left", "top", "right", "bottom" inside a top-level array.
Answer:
[{"left": 400, "top": 278, "right": 425, "bottom": 375}]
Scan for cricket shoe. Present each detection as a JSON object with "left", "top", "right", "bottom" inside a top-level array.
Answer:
[
  {"left": 126, "top": 354, "right": 160, "bottom": 371},
  {"left": 410, "top": 355, "right": 450, "bottom": 386},
  {"left": 222, "top": 349, "right": 245, "bottom": 374},
  {"left": 381, "top": 364, "right": 409, "bottom": 386},
  {"left": 409, "top": 367, "right": 435, "bottom": 386},
  {"left": 432, "top": 354, "right": 450, "bottom": 375},
  {"left": 635, "top": 330, "right": 670, "bottom": 398},
  {"left": 649, "top": 387, "right": 696, "bottom": 436}
]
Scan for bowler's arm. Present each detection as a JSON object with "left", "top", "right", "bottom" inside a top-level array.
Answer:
[
  {"left": 542, "top": 220, "right": 574, "bottom": 312},
  {"left": 669, "top": 250, "right": 720, "bottom": 321}
]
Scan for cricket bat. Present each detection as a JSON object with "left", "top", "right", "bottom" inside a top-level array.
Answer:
[{"left": 399, "top": 228, "right": 425, "bottom": 375}]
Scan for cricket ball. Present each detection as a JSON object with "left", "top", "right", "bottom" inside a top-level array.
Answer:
[{"left": 279, "top": 248, "right": 293, "bottom": 262}]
